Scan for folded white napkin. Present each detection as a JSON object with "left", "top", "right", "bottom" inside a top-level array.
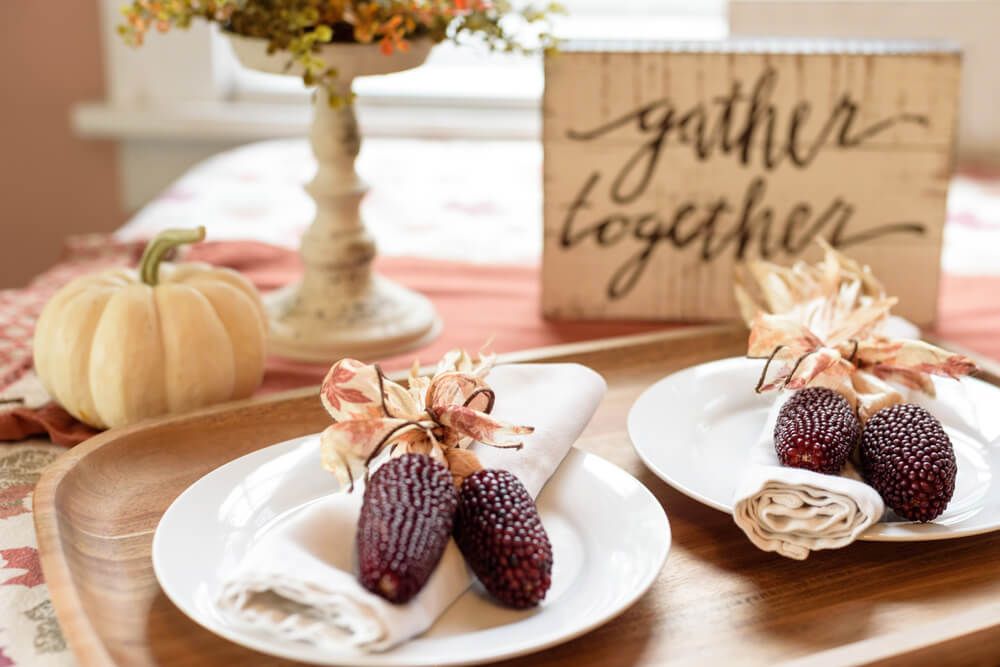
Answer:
[
  {"left": 217, "top": 363, "right": 606, "bottom": 651},
  {"left": 732, "top": 392, "right": 885, "bottom": 560}
]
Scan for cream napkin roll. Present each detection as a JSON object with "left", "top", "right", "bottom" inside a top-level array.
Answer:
[
  {"left": 732, "top": 392, "right": 885, "bottom": 560},
  {"left": 216, "top": 363, "right": 606, "bottom": 651}
]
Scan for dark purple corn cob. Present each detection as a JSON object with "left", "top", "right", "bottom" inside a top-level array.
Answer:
[
  {"left": 774, "top": 387, "right": 861, "bottom": 474},
  {"left": 860, "top": 403, "right": 956, "bottom": 522},
  {"left": 356, "top": 453, "right": 458, "bottom": 604},
  {"left": 454, "top": 468, "right": 553, "bottom": 609}
]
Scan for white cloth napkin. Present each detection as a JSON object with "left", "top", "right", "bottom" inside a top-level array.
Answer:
[
  {"left": 732, "top": 392, "right": 885, "bottom": 560},
  {"left": 216, "top": 363, "right": 606, "bottom": 651}
]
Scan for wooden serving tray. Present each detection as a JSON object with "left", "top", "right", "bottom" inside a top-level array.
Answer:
[{"left": 34, "top": 325, "right": 1000, "bottom": 667}]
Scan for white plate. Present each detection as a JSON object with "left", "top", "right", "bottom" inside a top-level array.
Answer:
[
  {"left": 153, "top": 442, "right": 670, "bottom": 666},
  {"left": 628, "top": 356, "right": 1000, "bottom": 541}
]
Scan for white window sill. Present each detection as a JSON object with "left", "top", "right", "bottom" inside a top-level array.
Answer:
[
  {"left": 72, "top": 97, "right": 541, "bottom": 142},
  {"left": 73, "top": 15, "right": 725, "bottom": 143}
]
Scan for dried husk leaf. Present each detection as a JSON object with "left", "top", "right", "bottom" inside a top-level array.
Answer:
[
  {"left": 387, "top": 429, "right": 449, "bottom": 470},
  {"left": 320, "top": 418, "right": 428, "bottom": 489},
  {"left": 738, "top": 243, "right": 976, "bottom": 421},
  {"left": 433, "top": 405, "right": 533, "bottom": 448},
  {"left": 318, "top": 346, "right": 532, "bottom": 488},
  {"left": 320, "top": 358, "right": 421, "bottom": 422}
]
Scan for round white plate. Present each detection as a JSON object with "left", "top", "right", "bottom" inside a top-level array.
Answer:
[
  {"left": 153, "top": 442, "right": 670, "bottom": 666},
  {"left": 628, "top": 356, "right": 1000, "bottom": 541}
]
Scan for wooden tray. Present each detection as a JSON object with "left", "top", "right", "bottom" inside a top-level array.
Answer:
[{"left": 34, "top": 325, "right": 1000, "bottom": 667}]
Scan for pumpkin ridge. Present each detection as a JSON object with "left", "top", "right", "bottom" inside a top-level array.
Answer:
[
  {"left": 33, "top": 279, "right": 116, "bottom": 386},
  {"left": 191, "top": 280, "right": 264, "bottom": 399},
  {"left": 173, "top": 267, "right": 267, "bottom": 397},
  {"left": 149, "top": 282, "right": 169, "bottom": 418},
  {"left": 80, "top": 288, "right": 128, "bottom": 423},
  {"left": 88, "top": 285, "right": 166, "bottom": 428},
  {"left": 155, "top": 284, "right": 236, "bottom": 412},
  {"left": 36, "top": 283, "right": 122, "bottom": 427},
  {"left": 33, "top": 280, "right": 89, "bottom": 396},
  {"left": 79, "top": 288, "right": 134, "bottom": 429},
  {"left": 172, "top": 265, "right": 266, "bottom": 326}
]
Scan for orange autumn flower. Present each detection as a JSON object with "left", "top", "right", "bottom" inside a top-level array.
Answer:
[{"left": 119, "top": 0, "right": 563, "bottom": 103}]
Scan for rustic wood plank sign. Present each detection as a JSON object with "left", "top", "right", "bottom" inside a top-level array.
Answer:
[{"left": 542, "top": 40, "right": 961, "bottom": 325}]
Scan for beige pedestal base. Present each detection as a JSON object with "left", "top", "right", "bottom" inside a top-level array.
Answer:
[
  {"left": 265, "top": 273, "right": 441, "bottom": 362},
  {"left": 226, "top": 34, "right": 441, "bottom": 364}
]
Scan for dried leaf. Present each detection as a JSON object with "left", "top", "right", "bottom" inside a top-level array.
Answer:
[
  {"left": 737, "top": 242, "right": 975, "bottom": 419},
  {"left": 320, "top": 358, "right": 421, "bottom": 422},
  {"left": 320, "top": 360, "right": 383, "bottom": 420},
  {"left": 781, "top": 350, "right": 853, "bottom": 391},
  {"left": 433, "top": 405, "right": 533, "bottom": 448},
  {"left": 747, "top": 313, "right": 824, "bottom": 358},
  {"left": 425, "top": 371, "right": 485, "bottom": 411},
  {"left": 855, "top": 339, "right": 976, "bottom": 379},
  {"left": 320, "top": 418, "right": 427, "bottom": 488},
  {"left": 318, "top": 347, "right": 531, "bottom": 486}
]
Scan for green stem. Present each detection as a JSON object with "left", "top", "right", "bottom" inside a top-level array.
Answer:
[{"left": 138, "top": 226, "right": 206, "bottom": 286}]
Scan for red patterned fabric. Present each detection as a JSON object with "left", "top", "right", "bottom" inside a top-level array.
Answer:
[{"left": 0, "top": 404, "right": 99, "bottom": 446}]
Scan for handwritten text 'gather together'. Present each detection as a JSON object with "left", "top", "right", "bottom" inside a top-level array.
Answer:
[{"left": 559, "top": 67, "right": 929, "bottom": 300}]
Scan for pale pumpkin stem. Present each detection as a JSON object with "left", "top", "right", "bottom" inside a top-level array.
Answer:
[{"left": 138, "top": 226, "right": 206, "bottom": 286}]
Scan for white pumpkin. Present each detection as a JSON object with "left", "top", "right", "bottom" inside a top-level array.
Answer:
[{"left": 33, "top": 227, "right": 268, "bottom": 429}]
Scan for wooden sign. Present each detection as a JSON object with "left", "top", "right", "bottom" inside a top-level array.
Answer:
[{"left": 542, "top": 40, "right": 961, "bottom": 325}]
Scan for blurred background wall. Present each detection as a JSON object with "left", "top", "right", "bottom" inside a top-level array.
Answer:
[
  {"left": 0, "top": 2, "right": 122, "bottom": 287},
  {"left": 730, "top": 0, "right": 1000, "bottom": 167}
]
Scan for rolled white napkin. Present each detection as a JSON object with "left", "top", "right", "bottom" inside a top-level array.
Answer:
[
  {"left": 217, "top": 363, "right": 606, "bottom": 651},
  {"left": 732, "top": 392, "right": 885, "bottom": 560}
]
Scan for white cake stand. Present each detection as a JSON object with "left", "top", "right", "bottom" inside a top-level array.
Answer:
[{"left": 227, "top": 33, "right": 441, "bottom": 362}]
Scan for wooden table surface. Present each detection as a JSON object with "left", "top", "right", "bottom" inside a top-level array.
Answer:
[{"left": 33, "top": 326, "right": 1000, "bottom": 667}]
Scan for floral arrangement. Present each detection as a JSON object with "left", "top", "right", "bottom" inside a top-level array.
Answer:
[{"left": 119, "top": 0, "right": 562, "bottom": 102}]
